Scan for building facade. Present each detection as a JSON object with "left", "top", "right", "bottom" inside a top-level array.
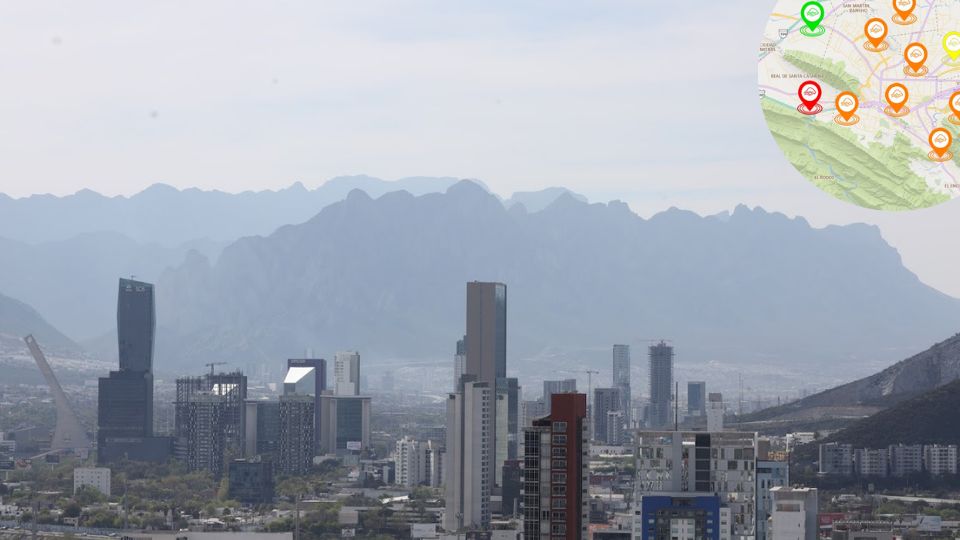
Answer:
[
  {"left": 278, "top": 395, "right": 315, "bottom": 475},
  {"left": 769, "top": 487, "right": 818, "bottom": 540},
  {"left": 756, "top": 460, "right": 789, "bottom": 540},
  {"left": 593, "top": 387, "right": 622, "bottom": 445},
  {"left": 635, "top": 495, "right": 722, "bottom": 540},
  {"left": 74, "top": 467, "right": 111, "bottom": 496},
  {"left": 396, "top": 436, "right": 428, "bottom": 488},
  {"left": 612, "top": 345, "right": 631, "bottom": 429},
  {"left": 227, "top": 459, "right": 274, "bottom": 504},
  {"left": 924, "top": 444, "right": 958, "bottom": 476},
  {"left": 648, "top": 342, "right": 674, "bottom": 429},
  {"left": 334, "top": 351, "right": 361, "bottom": 396},
  {"left": 855, "top": 448, "right": 888, "bottom": 477},
  {"left": 819, "top": 443, "right": 853, "bottom": 475},
  {"left": 318, "top": 395, "right": 371, "bottom": 455},
  {"left": 522, "top": 392, "right": 589, "bottom": 540},
  {"left": 444, "top": 380, "right": 493, "bottom": 532},
  {"left": 687, "top": 382, "right": 706, "bottom": 417}
]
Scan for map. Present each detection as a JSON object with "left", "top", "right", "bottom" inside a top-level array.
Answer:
[{"left": 758, "top": 0, "right": 960, "bottom": 210}]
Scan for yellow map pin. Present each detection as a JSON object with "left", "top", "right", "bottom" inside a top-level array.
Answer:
[{"left": 943, "top": 32, "right": 960, "bottom": 61}]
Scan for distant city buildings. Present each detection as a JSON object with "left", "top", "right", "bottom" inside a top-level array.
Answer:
[
  {"left": 648, "top": 342, "right": 674, "bottom": 429},
  {"left": 822, "top": 443, "right": 958, "bottom": 478},
  {"left": 819, "top": 443, "right": 854, "bottom": 476},
  {"left": 278, "top": 394, "right": 315, "bottom": 475},
  {"left": 74, "top": 467, "right": 110, "bottom": 496},
  {"left": 174, "top": 371, "right": 247, "bottom": 476},
  {"left": 593, "top": 387, "right": 621, "bottom": 445},
  {"left": 454, "top": 337, "right": 466, "bottom": 391},
  {"left": 286, "top": 358, "right": 326, "bottom": 448},
  {"left": 706, "top": 392, "right": 724, "bottom": 432},
  {"left": 542, "top": 379, "right": 577, "bottom": 415},
  {"left": 522, "top": 392, "right": 589, "bottom": 540},
  {"left": 687, "top": 381, "right": 706, "bottom": 417},
  {"left": 318, "top": 394, "right": 371, "bottom": 456}
]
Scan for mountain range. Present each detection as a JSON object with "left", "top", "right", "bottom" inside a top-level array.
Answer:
[{"left": 2, "top": 177, "right": 960, "bottom": 392}]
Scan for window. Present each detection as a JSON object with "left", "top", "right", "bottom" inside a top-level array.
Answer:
[
  {"left": 552, "top": 472, "right": 567, "bottom": 483},
  {"left": 552, "top": 421, "right": 567, "bottom": 432},
  {"left": 552, "top": 447, "right": 567, "bottom": 457},
  {"left": 552, "top": 434, "right": 567, "bottom": 445}
]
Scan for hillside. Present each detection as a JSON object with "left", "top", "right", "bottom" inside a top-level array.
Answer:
[
  {"left": 0, "top": 292, "right": 79, "bottom": 353},
  {"left": 143, "top": 180, "right": 960, "bottom": 381},
  {"left": 742, "top": 332, "right": 960, "bottom": 429}
]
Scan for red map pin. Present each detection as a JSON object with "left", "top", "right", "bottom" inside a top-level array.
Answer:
[{"left": 797, "top": 80, "right": 823, "bottom": 115}]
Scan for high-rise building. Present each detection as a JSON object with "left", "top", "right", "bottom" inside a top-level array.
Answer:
[
  {"left": 175, "top": 371, "right": 248, "bottom": 462},
  {"left": 706, "top": 392, "right": 724, "bottom": 432},
  {"left": 227, "top": 459, "right": 274, "bottom": 504},
  {"left": 318, "top": 394, "right": 371, "bottom": 456},
  {"left": 278, "top": 394, "right": 315, "bottom": 475},
  {"left": 176, "top": 392, "right": 226, "bottom": 476},
  {"left": 287, "top": 358, "right": 326, "bottom": 448},
  {"left": 495, "top": 377, "right": 520, "bottom": 486},
  {"left": 757, "top": 460, "right": 790, "bottom": 540},
  {"left": 634, "top": 430, "right": 758, "bottom": 539},
  {"left": 648, "top": 342, "right": 674, "bottom": 429},
  {"left": 97, "top": 278, "right": 172, "bottom": 464},
  {"left": 606, "top": 410, "right": 625, "bottom": 446},
  {"left": 593, "top": 387, "right": 622, "bottom": 444},
  {"left": 243, "top": 400, "right": 281, "bottom": 463},
  {"left": 444, "top": 380, "right": 493, "bottom": 533},
  {"left": 612, "top": 344, "right": 631, "bottom": 428},
  {"left": 687, "top": 381, "right": 706, "bottom": 417},
  {"left": 769, "top": 487, "right": 818, "bottom": 540},
  {"left": 334, "top": 351, "right": 360, "bottom": 396},
  {"left": 542, "top": 379, "right": 577, "bottom": 415},
  {"left": 454, "top": 336, "right": 467, "bottom": 391},
  {"left": 818, "top": 443, "right": 853, "bottom": 475},
  {"left": 521, "top": 399, "right": 548, "bottom": 428},
  {"left": 521, "top": 392, "right": 589, "bottom": 540},
  {"left": 396, "top": 436, "right": 428, "bottom": 488}
]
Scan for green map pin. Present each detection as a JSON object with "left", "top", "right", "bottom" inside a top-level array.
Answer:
[{"left": 800, "top": 1, "right": 825, "bottom": 35}]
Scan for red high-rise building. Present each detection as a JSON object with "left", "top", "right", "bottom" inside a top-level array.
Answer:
[{"left": 522, "top": 392, "right": 589, "bottom": 540}]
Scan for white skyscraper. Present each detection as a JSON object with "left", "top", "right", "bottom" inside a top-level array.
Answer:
[
  {"left": 395, "top": 436, "right": 428, "bottom": 488},
  {"left": 444, "top": 380, "right": 492, "bottom": 533},
  {"left": 334, "top": 351, "right": 361, "bottom": 396}
]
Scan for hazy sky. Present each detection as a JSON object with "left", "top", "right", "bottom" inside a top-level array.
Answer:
[{"left": 2, "top": 1, "right": 959, "bottom": 296}]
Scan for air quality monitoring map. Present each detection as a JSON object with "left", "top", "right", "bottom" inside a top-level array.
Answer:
[{"left": 759, "top": 0, "right": 960, "bottom": 210}]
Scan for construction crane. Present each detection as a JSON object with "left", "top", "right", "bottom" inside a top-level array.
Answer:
[{"left": 205, "top": 361, "right": 228, "bottom": 376}]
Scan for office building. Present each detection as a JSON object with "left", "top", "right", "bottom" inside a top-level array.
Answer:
[
  {"left": 687, "top": 381, "right": 706, "bottom": 417},
  {"left": 501, "top": 459, "right": 521, "bottom": 518},
  {"left": 74, "top": 467, "right": 111, "bottom": 496},
  {"left": 334, "top": 351, "right": 360, "bottom": 396},
  {"left": 278, "top": 394, "right": 315, "bottom": 475},
  {"left": 634, "top": 430, "right": 758, "bottom": 539},
  {"left": 706, "top": 393, "right": 724, "bottom": 432},
  {"left": 648, "top": 342, "right": 674, "bottom": 429},
  {"left": 454, "top": 337, "right": 467, "bottom": 391},
  {"left": 612, "top": 344, "right": 631, "bottom": 429},
  {"left": 542, "top": 379, "right": 577, "bottom": 414},
  {"left": 496, "top": 377, "right": 520, "bottom": 485},
  {"left": 176, "top": 392, "right": 227, "bottom": 476},
  {"left": 227, "top": 459, "right": 274, "bottom": 504},
  {"left": 855, "top": 448, "right": 888, "bottom": 477},
  {"left": 635, "top": 495, "right": 722, "bottom": 540},
  {"left": 318, "top": 394, "right": 371, "bottom": 455},
  {"left": 769, "top": 487, "right": 818, "bottom": 540},
  {"left": 244, "top": 400, "right": 281, "bottom": 462},
  {"left": 888, "top": 444, "right": 923, "bottom": 477},
  {"left": 97, "top": 278, "right": 172, "bottom": 464},
  {"left": 819, "top": 443, "right": 853, "bottom": 475},
  {"left": 757, "top": 460, "right": 789, "bottom": 540},
  {"left": 175, "top": 371, "right": 247, "bottom": 463},
  {"left": 593, "top": 387, "right": 622, "bottom": 444},
  {"left": 426, "top": 441, "right": 444, "bottom": 488},
  {"left": 924, "top": 444, "right": 958, "bottom": 475},
  {"left": 606, "top": 410, "right": 625, "bottom": 446},
  {"left": 287, "top": 358, "right": 326, "bottom": 448},
  {"left": 444, "top": 380, "right": 493, "bottom": 532},
  {"left": 521, "top": 392, "right": 589, "bottom": 540},
  {"left": 396, "top": 436, "right": 428, "bottom": 488}
]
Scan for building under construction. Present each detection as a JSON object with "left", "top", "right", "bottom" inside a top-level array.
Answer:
[{"left": 174, "top": 371, "right": 247, "bottom": 476}]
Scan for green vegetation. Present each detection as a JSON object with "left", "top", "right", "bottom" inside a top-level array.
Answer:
[
  {"left": 782, "top": 49, "right": 860, "bottom": 93},
  {"left": 762, "top": 99, "right": 950, "bottom": 210}
]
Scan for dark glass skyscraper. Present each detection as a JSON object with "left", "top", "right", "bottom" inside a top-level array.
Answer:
[
  {"left": 649, "top": 341, "right": 674, "bottom": 429},
  {"left": 97, "top": 278, "right": 171, "bottom": 464}
]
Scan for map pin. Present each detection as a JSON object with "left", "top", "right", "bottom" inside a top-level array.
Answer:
[
  {"left": 834, "top": 92, "right": 859, "bottom": 125},
  {"left": 949, "top": 91, "right": 960, "bottom": 125},
  {"left": 885, "top": 83, "right": 910, "bottom": 115},
  {"left": 864, "top": 19, "right": 888, "bottom": 51},
  {"left": 800, "top": 1, "right": 825, "bottom": 37},
  {"left": 893, "top": 0, "right": 917, "bottom": 24},
  {"left": 904, "top": 42, "right": 928, "bottom": 76},
  {"left": 929, "top": 128, "right": 953, "bottom": 160},
  {"left": 944, "top": 32, "right": 960, "bottom": 62},
  {"left": 797, "top": 80, "right": 823, "bottom": 115}
]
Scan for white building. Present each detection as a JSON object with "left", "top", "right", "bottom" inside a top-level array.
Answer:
[
  {"left": 888, "top": 444, "right": 923, "bottom": 477},
  {"left": 924, "top": 445, "right": 958, "bottom": 476},
  {"left": 334, "top": 351, "right": 361, "bottom": 396},
  {"left": 444, "top": 380, "right": 492, "bottom": 532},
  {"left": 855, "top": 448, "right": 889, "bottom": 477},
  {"left": 396, "top": 436, "right": 428, "bottom": 488},
  {"left": 74, "top": 467, "right": 111, "bottom": 496},
  {"left": 706, "top": 392, "right": 724, "bottom": 432},
  {"left": 819, "top": 443, "right": 853, "bottom": 475},
  {"left": 634, "top": 430, "right": 757, "bottom": 539},
  {"left": 770, "top": 486, "right": 818, "bottom": 540},
  {"left": 606, "top": 410, "right": 625, "bottom": 446}
]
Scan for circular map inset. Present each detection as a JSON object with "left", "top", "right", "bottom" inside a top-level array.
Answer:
[{"left": 759, "top": 0, "right": 960, "bottom": 211}]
